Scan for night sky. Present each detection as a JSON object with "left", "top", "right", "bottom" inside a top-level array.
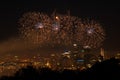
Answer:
[{"left": 0, "top": 0, "right": 120, "bottom": 51}]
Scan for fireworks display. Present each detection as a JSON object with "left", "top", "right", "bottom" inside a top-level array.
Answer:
[
  {"left": 78, "top": 20, "right": 105, "bottom": 48},
  {"left": 19, "top": 12, "right": 105, "bottom": 49}
]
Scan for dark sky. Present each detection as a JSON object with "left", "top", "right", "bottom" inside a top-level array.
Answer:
[{"left": 0, "top": 0, "right": 120, "bottom": 51}]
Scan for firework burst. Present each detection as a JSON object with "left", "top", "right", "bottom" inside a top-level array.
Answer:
[
  {"left": 19, "top": 12, "right": 52, "bottom": 45},
  {"left": 78, "top": 20, "right": 105, "bottom": 48},
  {"left": 18, "top": 12, "right": 105, "bottom": 49}
]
